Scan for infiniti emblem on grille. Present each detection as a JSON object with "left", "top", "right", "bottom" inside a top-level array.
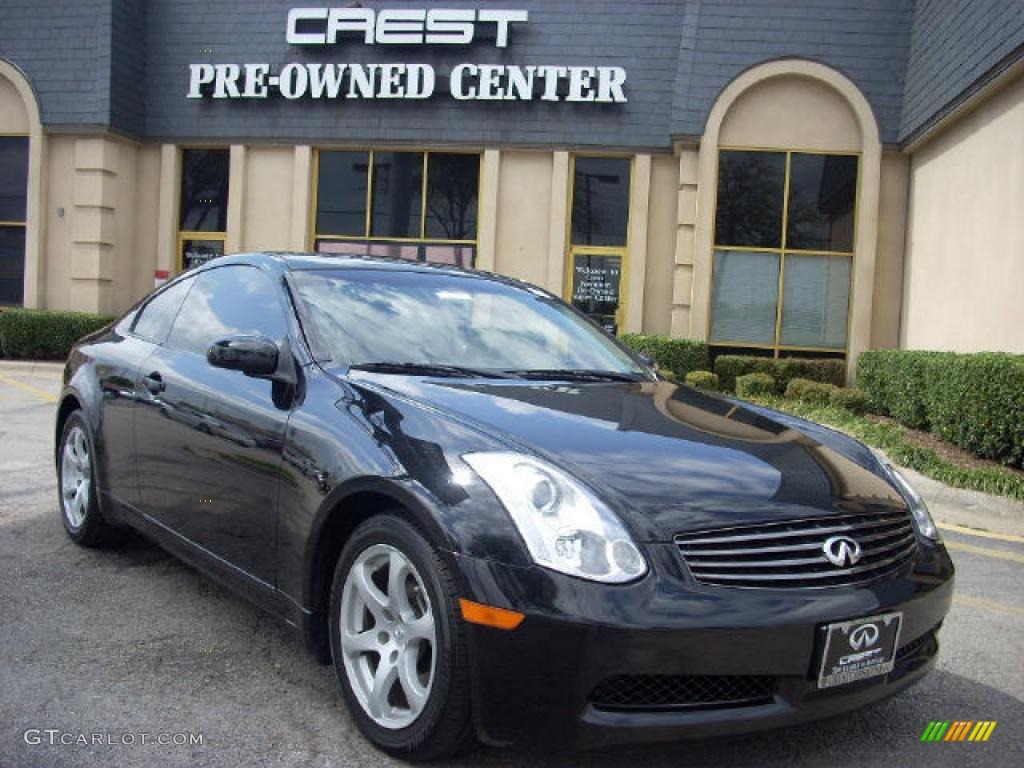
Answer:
[
  {"left": 823, "top": 535, "right": 862, "bottom": 567},
  {"left": 848, "top": 623, "right": 879, "bottom": 650}
]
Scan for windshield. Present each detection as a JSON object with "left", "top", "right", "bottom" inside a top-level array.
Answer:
[{"left": 292, "top": 268, "right": 646, "bottom": 377}]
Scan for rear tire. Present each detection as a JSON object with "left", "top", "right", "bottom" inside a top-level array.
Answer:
[
  {"left": 329, "top": 514, "right": 473, "bottom": 760},
  {"left": 57, "top": 411, "right": 113, "bottom": 547}
]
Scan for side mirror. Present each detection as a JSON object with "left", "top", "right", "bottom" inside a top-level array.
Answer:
[{"left": 207, "top": 335, "right": 279, "bottom": 377}]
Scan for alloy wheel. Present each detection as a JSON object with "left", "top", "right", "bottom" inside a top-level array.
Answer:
[
  {"left": 339, "top": 543, "right": 437, "bottom": 730},
  {"left": 61, "top": 424, "right": 91, "bottom": 529}
]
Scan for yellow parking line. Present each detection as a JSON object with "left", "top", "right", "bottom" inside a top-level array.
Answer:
[
  {"left": 0, "top": 370, "right": 57, "bottom": 403},
  {"left": 955, "top": 594, "right": 1024, "bottom": 619},
  {"left": 938, "top": 522, "right": 1024, "bottom": 544},
  {"left": 944, "top": 540, "right": 1024, "bottom": 565}
]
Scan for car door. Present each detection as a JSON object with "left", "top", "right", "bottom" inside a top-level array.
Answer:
[
  {"left": 133, "top": 264, "right": 293, "bottom": 585},
  {"left": 96, "top": 276, "right": 196, "bottom": 509}
]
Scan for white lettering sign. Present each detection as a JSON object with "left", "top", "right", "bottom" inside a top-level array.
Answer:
[{"left": 186, "top": 8, "right": 627, "bottom": 104}]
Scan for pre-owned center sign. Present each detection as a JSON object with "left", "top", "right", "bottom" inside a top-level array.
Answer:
[{"left": 186, "top": 7, "right": 628, "bottom": 103}]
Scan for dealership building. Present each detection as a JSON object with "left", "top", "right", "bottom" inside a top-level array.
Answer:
[{"left": 1, "top": 0, "right": 1022, "bottom": 370}]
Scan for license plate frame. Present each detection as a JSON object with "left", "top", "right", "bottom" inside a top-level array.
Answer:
[{"left": 817, "top": 612, "right": 902, "bottom": 689}]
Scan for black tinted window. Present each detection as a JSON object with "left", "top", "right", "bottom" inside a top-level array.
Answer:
[
  {"left": 0, "top": 137, "right": 29, "bottom": 222},
  {"left": 179, "top": 148, "right": 229, "bottom": 231},
  {"left": 370, "top": 151, "right": 423, "bottom": 238},
  {"left": 316, "top": 151, "right": 369, "bottom": 237},
  {"left": 168, "top": 266, "right": 288, "bottom": 355},
  {"left": 786, "top": 153, "right": 858, "bottom": 252},
  {"left": 132, "top": 277, "right": 194, "bottom": 342},
  {"left": 425, "top": 153, "right": 479, "bottom": 240},
  {"left": 715, "top": 150, "right": 786, "bottom": 249},
  {"left": 571, "top": 157, "right": 630, "bottom": 247}
]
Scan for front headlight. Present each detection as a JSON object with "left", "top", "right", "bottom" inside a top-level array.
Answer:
[
  {"left": 463, "top": 452, "right": 647, "bottom": 583},
  {"left": 879, "top": 458, "right": 939, "bottom": 540}
]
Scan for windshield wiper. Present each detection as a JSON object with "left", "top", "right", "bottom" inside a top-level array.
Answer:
[
  {"left": 348, "top": 362, "right": 506, "bottom": 378},
  {"left": 503, "top": 368, "right": 647, "bottom": 382}
]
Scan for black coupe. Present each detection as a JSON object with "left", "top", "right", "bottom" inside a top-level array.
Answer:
[{"left": 55, "top": 252, "right": 953, "bottom": 759}]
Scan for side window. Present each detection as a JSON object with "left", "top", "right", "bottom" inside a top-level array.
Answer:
[
  {"left": 132, "top": 277, "right": 195, "bottom": 342},
  {"left": 167, "top": 266, "right": 289, "bottom": 356}
]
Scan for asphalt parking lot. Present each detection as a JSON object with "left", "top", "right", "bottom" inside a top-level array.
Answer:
[{"left": 1, "top": 362, "right": 1022, "bottom": 768}]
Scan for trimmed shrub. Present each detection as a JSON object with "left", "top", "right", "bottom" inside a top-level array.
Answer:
[
  {"left": 657, "top": 368, "right": 678, "bottom": 383},
  {"left": 0, "top": 308, "right": 114, "bottom": 361},
  {"left": 924, "top": 353, "right": 1024, "bottom": 468},
  {"left": 714, "top": 355, "right": 775, "bottom": 392},
  {"left": 856, "top": 349, "right": 951, "bottom": 428},
  {"left": 735, "top": 372, "right": 775, "bottom": 398},
  {"left": 715, "top": 355, "right": 846, "bottom": 393},
  {"left": 784, "top": 378, "right": 813, "bottom": 399},
  {"left": 785, "top": 377, "right": 836, "bottom": 405},
  {"left": 829, "top": 387, "right": 869, "bottom": 415},
  {"left": 856, "top": 349, "right": 1024, "bottom": 468},
  {"left": 685, "top": 370, "right": 719, "bottom": 390},
  {"left": 620, "top": 334, "right": 709, "bottom": 381}
]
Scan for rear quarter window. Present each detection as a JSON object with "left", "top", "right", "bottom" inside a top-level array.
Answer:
[{"left": 131, "top": 277, "right": 194, "bottom": 342}]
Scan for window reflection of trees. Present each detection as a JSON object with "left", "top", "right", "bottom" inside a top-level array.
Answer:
[
  {"left": 426, "top": 155, "right": 478, "bottom": 241},
  {"left": 714, "top": 151, "right": 785, "bottom": 249}
]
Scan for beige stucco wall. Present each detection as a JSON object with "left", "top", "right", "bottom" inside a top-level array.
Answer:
[
  {"left": 870, "top": 152, "right": 909, "bottom": 348},
  {"left": 243, "top": 146, "right": 296, "bottom": 252},
  {"left": 0, "top": 75, "right": 28, "bottom": 132},
  {"left": 493, "top": 151, "right": 553, "bottom": 288},
  {"left": 901, "top": 72, "right": 1024, "bottom": 353},
  {"left": 719, "top": 74, "right": 862, "bottom": 152},
  {"left": 131, "top": 145, "right": 162, "bottom": 302},
  {"left": 642, "top": 153, "right": 678, "bottom": 335},
  {"left": 42, "top": 136, "right": 74, "bottom": 310}
]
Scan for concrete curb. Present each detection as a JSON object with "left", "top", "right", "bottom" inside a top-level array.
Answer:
[
  {"left": 901, "top": 464, "right": 1024, "bottom": 537},
  {"left": 0, "top": 360, "right": 65, "bottom": 374}
]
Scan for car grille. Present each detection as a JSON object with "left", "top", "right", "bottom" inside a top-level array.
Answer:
[
  {"left": 675, "top": 509, "right": 918, "bottom": 588},
  {"left": 589, "top": 674, "right": 777, "bottom": 712}
]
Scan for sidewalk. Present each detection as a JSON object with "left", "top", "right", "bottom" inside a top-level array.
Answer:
[{"left": 0, "top": 359, "right": 65, "bottom": 375}]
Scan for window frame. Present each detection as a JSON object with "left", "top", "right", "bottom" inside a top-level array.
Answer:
[
  {"left": 0, "top": 133, "right": 29, "bottom": 306},
  {"left": 708, "top": 146, "right": 860, "bottom": 357},
  {"left": 311, "top": 148, "right": 482, "bottom": 264},
  {"left": 177, "top": 146, "right": 230, "bottom": 274},
  {"left": 564, "top": 153, "right": 634, "bottom": 336}
]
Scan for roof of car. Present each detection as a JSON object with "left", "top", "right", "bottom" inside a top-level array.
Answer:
[{"left": 215, "top": 251, "right": 482, "bottom": 276}]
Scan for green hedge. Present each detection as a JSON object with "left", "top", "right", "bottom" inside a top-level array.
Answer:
[
  {"left": 785, "top": 378, "right": 836, "bottom": 405},
  {"left": 829, "top": 387, "right": 869, "bottom": 415},
  {"left": 620, "top": 334, "right": 709, "bottom": 381},
  {"left": 856, "top": 349, "right": 951, "bottom": 428},
  {"left": 685, "top": 370, "right": 720, "bottom": 390},
  {"left": 0, "top": 308, "right": 115, "bottom": 360},
  {"left": 857, "top": 349, "right": 1024, "bottom": 468},
  {"left": 735, "top": 372, "right": 776, "bottom": 398},
  {"left": 715, "top": 355, "right": 846, "bottom": 393}
]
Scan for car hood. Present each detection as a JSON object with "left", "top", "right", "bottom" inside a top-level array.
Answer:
[{"left": 349, "top": 375, "right": 907, "bottom": 542}]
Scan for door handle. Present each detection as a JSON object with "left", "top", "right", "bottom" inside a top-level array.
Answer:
[{"left": 143, "top": 371, "right": 165, "bottom": 394}]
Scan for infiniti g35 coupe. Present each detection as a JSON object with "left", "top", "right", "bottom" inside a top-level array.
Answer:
[{"left": 55, "top": 253, "right": 954, "bottom": 759}]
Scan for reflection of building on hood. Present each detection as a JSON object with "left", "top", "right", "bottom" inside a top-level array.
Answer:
[{"left": 441, "top": 379, "right": 899, "bottom": 509}]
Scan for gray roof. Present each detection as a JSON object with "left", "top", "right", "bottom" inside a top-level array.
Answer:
[
  {"left": 901, "top": 0, "right": 1024, "bottom": 142},
  {"left": 1, "top": 0, "right": 1021, "bottom": 149}
]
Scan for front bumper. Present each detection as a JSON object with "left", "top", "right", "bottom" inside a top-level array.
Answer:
[{"left": 449, "top": 538, "right": 954, "bottom": 750}]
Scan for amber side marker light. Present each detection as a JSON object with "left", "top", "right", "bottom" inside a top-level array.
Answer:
[{"left": 459, "top": 598, "right": 525, "bottom": 630}]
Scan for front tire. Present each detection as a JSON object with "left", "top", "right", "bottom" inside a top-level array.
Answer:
[
  {"left": 329, "top": 515, "right": 473, "bottom": 760},
  {"left": 57, "top": 411, "right": 113, "bottom": 547}
]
